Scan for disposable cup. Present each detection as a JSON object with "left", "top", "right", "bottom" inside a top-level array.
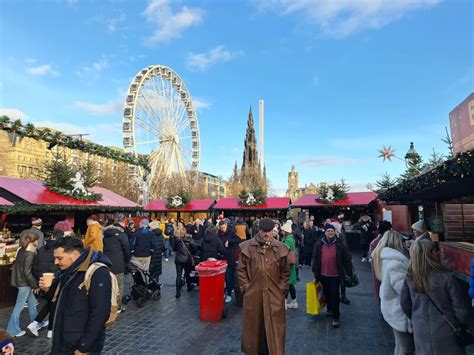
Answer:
[{"left": 43, "top": 273, "right": 55, "bottom": 287}]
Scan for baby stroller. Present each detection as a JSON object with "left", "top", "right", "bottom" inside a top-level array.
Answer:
[{"left": 122, "top": 260, "right": 161, "bottom": 308}]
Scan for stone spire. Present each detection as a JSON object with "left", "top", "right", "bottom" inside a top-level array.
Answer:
[{"left": 240, "top": 106, "right": 261, "bottom": 186}]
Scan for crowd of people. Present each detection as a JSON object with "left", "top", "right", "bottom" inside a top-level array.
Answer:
[{"left": 1, "top": 212, "right": 473, "bottom": 355}]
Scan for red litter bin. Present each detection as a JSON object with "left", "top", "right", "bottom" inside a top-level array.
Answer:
[{"left": 195, "top": 260, "right": 228, "bottom": 322}]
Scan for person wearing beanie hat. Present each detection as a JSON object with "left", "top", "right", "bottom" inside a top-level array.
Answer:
[
  {"left": 130, "top": 218, "right": 156, "bottom": 269},
  {"left": 411, "top": 220, "right": 430, "bottom": 241},
  {"left": 20, "top": 217, "right": 45, "bottom": 248},
  {"left": 312, "top": 219, "right": 353, "bottom": 328},
  {"left": 0, "top": 329, "right": 14, "bottom": 354},
  {"left": 237, "top": 218, "right": 290, "bottom": 355},
  {"left": 281, "top": 221, "right": 298, "bottom": 310},
  {"left": 84, "top": 215, "right": 104, "bottom": 252}
]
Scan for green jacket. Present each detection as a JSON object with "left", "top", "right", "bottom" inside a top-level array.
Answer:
[{"left": 283, "top": 234, "right": 297, "bottom": 285}]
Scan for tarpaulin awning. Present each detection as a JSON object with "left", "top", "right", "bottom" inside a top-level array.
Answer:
[
  {"left": 214, "top": 197, "right": 291, "bottom": 210},
  {"left": 0, "top": 176, "right": 139, "bottom": 210},
  {"left": 144, "top": 199, "right": 216, "bottom": 212},
  {"left": 292, "top": 192, "right": 377, "bottom": 207},
  {"left": 0, "top": 197, "right": 13, "bottom": 206}
]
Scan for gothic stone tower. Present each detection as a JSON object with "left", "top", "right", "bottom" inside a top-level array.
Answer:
[
  {"left": 287, "top": 165, "right": 298, "bottom": 199},
  {"left": 237, "top": 107, "right": 266, "bottom": 193}
]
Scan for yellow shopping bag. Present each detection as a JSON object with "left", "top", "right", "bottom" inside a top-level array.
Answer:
[{"left": 306, "top": 280, "right": 326, "bottom": 315}]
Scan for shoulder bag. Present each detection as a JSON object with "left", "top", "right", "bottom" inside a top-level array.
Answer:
[{"left": 426, "top": 293, "right": 473, "bottom": 347}]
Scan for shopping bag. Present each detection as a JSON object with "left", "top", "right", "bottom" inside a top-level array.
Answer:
[{"left": 306, "top": 280, "right": 326, "bottom": 315}]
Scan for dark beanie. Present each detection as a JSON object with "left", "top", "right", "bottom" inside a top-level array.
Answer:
[
  {"left": 324, "top": 223, "right": 336, "bottom": 231},
  {"left": 259, "top": 218, "right": 275, "bottom": 232}
]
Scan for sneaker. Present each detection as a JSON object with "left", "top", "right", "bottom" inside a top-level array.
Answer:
[
  {"left": 117, "top": 309, "right": 122, "bottom": 314},
  {"left": 27, "top": 321, "right": 39, "bottom": 337},
  {"left": 361, "top": 257, "right": 368, "bottom": 262},
  {"left": 14, "top": 330, "right": 26, "bottom": 337},
  {"left": 331, "top": 319, "right": 340, "bottom": 328},
  {"left": 47, "top": 330, "right": 52, "bottom": 339},
  {"left": 368, "top": 257, "right": 373, "bottom": 263},
  {"left": 289, "top": 300, "right": 298, "bottom": 309},
  {"left": 225, "top": 295, "right": 232, "bottom": 303},
  {"left": 285, "top": 299, "right": 288, "bottom": 310},
  {"left": 38, "top": 320, "right": 48, "bottom": 330},
  {"left": 165, "top": 258, "right": 169, "bottom": 261}
]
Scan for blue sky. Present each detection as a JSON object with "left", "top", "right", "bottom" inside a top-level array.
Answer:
[{"left": 1, "top": 0, "right": 473, "bottom": 195}]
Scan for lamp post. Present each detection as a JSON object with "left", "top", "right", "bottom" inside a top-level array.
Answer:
[{"left": 377, "top": 142, "right": 421, "bottom": 173}]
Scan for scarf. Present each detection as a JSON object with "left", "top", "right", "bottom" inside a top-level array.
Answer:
[
  {"left": 255, "top": 235, "right": 272, "bottom": 251},
  {"left": 321, "top": 236, "right": 336, "bottom": 248},
  {"left": 52, "top": 249, "right": 88, "bottom": 302}
]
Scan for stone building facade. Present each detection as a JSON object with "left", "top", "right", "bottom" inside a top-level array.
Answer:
[{"left": 286, "top": 165, "right": 319, "bottom": 200}]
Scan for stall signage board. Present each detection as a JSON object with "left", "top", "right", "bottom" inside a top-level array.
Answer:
[{"left": 429, "top": 216, "right": 445, "bottom": 234}]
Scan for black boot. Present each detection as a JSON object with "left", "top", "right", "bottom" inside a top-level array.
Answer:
[{"left": 340, "top": 296, "right": 350, "bottom": 305}]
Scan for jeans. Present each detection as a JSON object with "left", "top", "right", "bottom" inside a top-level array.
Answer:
[
  {"left": 225, "top": 261, "right": 235, "bottom": 296},
  {"left": 164, "top": 239, "right": 171, "bottom": 258},
  {"left": 319, "top": 275, "right": 341, "bottom": 320},
  {"left": 7, "top": 286, "right": 38, "bottom": 335},
  {"left": 115, "top": 273, "right": 124, "bottom": 309}
]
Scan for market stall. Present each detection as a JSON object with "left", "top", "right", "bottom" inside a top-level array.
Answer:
[
  {"left": 0, "top": 197, "right": 16, "bottom": 308},
  {"left": 144, "top": 199, "right": 216, "bottom": 222},
  {"left": 214, "top": 197, "right": 291, "bottom": 220}
]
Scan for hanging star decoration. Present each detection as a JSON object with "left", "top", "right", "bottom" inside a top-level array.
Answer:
[{"left": 378, "top": 145, "right": 396, "bottom": 162}]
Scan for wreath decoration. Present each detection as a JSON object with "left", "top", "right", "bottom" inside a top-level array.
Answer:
[
  {"left": 238, "top": 188, "right": 266, "bottom": 207},
  {"left": 166, "top": 192, "right": 191, "bottom": 209}
]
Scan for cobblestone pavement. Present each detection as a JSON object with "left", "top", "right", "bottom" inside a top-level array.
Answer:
[{"left": 1, "top": 252, "right": 397, "bottom": 354}]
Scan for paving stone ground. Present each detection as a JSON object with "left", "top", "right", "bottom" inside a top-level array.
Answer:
[{"left": 1, "top": 251, "right": 396, "bottom": 354}]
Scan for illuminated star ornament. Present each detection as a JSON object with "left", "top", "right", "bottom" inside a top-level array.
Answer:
[{"left": 378, "top": 145, "right": 396, "bottom": 162}]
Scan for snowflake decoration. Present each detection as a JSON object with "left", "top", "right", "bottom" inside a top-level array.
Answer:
[{"left": 378, "top": 145, "right": 396, "bottom": 162}]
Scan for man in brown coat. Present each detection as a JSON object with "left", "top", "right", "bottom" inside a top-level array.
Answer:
[{"left": 238, "top": 218, "right": 290, "bottom": 355}]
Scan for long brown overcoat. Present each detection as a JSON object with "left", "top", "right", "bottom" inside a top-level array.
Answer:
[{"left": 238, "top": 238, "right": 290, "bottom": 355}]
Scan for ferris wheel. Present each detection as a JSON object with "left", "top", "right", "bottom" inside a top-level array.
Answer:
[{"left": 122, "top": 65, "right": 200, "bottom": 192}]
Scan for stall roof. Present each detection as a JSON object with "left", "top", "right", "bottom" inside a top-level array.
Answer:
[
  {"left": 292, "top": 192, "right": 377, "bottom": 207},
  {"left": 144, "top": 199, "right": 216, "bottom": 212},
  {"left": 214, "top": 197, "right": 291, "bottom": 210},
  {"left": 0, "top": 197, "right": 13, "bottom": 206},
  {"left": 0, "top": 176, "right": 139, "bottom": 209}
]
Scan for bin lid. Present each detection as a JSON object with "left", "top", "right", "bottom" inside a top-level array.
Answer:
[
  {"left": 198, "top": 260, "right": 227, "bottom": 268},
  {"left": 195, "top": 260, "right": 228, "bottom": 275}
]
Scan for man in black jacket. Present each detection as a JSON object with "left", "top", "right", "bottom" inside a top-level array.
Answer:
[
  {"left": 189, "top": 218, "right": 205, "bottom": 242},
  {"left": 40, "top": 236, "right": 112, "bottom": 354},
  {"left": 201, "top": 225, "right": 226, "bottom": 261},
  {"left": 103, "top": 216, "right": 131, "bottom": 313}
]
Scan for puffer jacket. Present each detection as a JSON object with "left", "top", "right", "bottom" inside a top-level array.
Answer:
[
  {"left": 150, "top": 229, "right": 165, "bottom": 276},
  {"left": 102, "top": 224, "right": 131, "bottom": 274},
  {"left": 84, "top": 222, "right": 103, "bottom": 252},
  {"left": 11, "top": 246, "right": 38, "bottom": 289},
  {"left": 33, "top": 239, "right": 58, "bottom": 279},
  {"left": 379, "top": 247, "right": 412, "bottom": 333},
  {"left": 201, "top": 232, "right": 226, "bottom": 261}
]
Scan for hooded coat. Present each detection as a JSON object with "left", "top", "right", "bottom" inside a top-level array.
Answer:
[
  {"left": 201, "top": 232, "right": 226, "bottom": 261},
  {"left": 51, "top": 249, "right": 112, "bottom": 354},
  {"left": 84, "top": 222, "right": 103, "bottom": 252},
  {"left": 401, "top": 271, "right": 473, "bottom": 355},
  {"left": 379, "top": 247, "right": 412, "bottom": 333},
  {"left": 102, "top": 224, "right": 131, "bottom": 275},
  {"left": 33, "top": 239, "right": 58, "bottom": 279},
  {"left": 150, "top": 228, "right": 165, "bottom": 276},
  {"left": 238, "top": 238, "right": 290, "bottom": 355}
]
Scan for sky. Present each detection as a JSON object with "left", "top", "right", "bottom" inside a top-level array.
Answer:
[{"left": 0, "top": 0, "right": 473, "bottom": 196}]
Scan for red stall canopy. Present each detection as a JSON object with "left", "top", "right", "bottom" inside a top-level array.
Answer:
[
  {"left": 0, "top": 197, "right": 13, "bottom": 207},
  {"left": 214, "top": 197, "right": 291, "bottom": 210},
  {"left": 0, "top": 176, "right": 139, "bottom": 210},
  {"left": 292, "top": 192, "right": 377, "bottom": 207},
  {"left": 144, "top": 199, "right": 216, "bottom": 212}
]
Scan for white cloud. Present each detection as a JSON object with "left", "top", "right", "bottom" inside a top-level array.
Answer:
[
  {"left": 76, "top": 57, "right": 109, "bottom": 82},
  {"left": 0, "top": 108, "right": 29, "bottom": 120},
  {"left": 25, "top": 64, "right": 59, "bottom": 76},
  {"left": 193, "top": 97, "right": 211, "bottom": 111},
  {"left": 186, "top": 46, "right": 242, "bottom": 71},
  {"left": 24, "top": 58, "right": 36, "bottom": 64},
  {"left": 297, "top": 155, "right": 363, "bottom": 167},
  {"left": 143, "top": 0, "right": 204, "bottom": 46},
  {"left": 74, "top": 98, "right": 123, "bottom": 116},
  {"left": 255, "top": 0, "right": 442, "bottom": 38}
]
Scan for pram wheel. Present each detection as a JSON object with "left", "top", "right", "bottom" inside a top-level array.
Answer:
[
  {"left": 137, "top": 297, "right": 146, "bottom": 308},
  {"left": 151, "top": 290, "right": 161, "bottom": 301},
  {"left": 122, "top": 295, "right": 131, "bottom": 305}
]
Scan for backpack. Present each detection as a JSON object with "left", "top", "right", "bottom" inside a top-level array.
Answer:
[
  {"left": 79, "top": 262, "right": 119, "bottom": 327},
  {"left": 165, "top": 224, "right": 174, "bottom": 237}
]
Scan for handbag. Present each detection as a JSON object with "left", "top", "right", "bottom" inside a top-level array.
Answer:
[
  {"left": 306, "top": 280, "right": 326, "bottom": 315},
  {"left": 181, "top": 239, "right": 195, "bottom": 266},
  {"left": 426, "top": 294, "right": 474, "bottom": 347},
  {"left": 345, "top": 266, "right": 359, "bottom": 288}
]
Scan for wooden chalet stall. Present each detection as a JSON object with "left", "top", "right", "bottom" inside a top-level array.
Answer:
[
  {"left": 0, "top": 176, "right": 141, "bottom": 307},
  {"left": 291, "top": 192, "right": 381, "bottom": 250},
  {"left": 379, "top": 149, "right": 474, "bottom": 284},
  {"left": 214, "top": 197, "right": 291, "bottom": 220},
  {"left": 144, "top": 199, "right": 217, "bottom": 223}
]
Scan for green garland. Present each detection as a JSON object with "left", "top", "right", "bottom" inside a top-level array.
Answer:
[
  {"left": 45, "top": 184, "right": 102, "bottom": 202},
  {"left": 239, "top": 188, "right": 266, "bottom": 206},
  {"left": 4, "top": 201, "right": 142, "bottom": 214},
  {"left": 0, "top": 116, "right": 149, "bottom": 170},
  {"left": 166, "top": 192, "right": 191, "bottom": 209},
  {"left": 317, "top": 182, "right": 348, "bottom": 204},
  {"left": 378, "top": 149, "right": 474, "bottom": 203}
]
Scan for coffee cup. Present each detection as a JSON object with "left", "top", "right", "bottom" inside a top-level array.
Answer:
[{"left": 43, "top": 273, "right": 55, "bottom": 287}]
